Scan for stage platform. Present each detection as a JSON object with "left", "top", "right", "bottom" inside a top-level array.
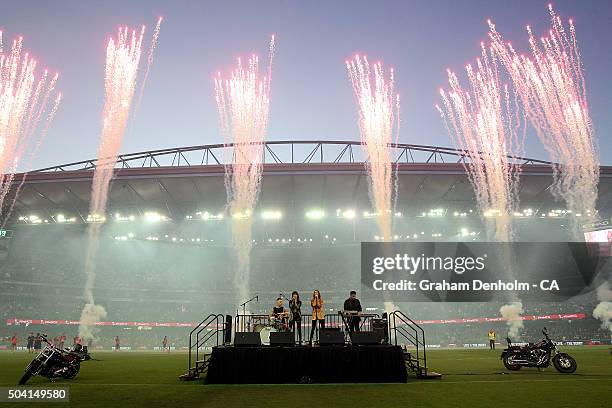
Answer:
[{"left": 204, "top": 344, "right": 408, "bottom": 384}]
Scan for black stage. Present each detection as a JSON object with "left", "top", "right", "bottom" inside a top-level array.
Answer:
[{"left": 205, "top": 345, "right": 408, "bottom": 384}]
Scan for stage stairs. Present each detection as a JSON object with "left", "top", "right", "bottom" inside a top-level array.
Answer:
[
  {"left": 179, "top": 314, "right": 226, "bottom": 381},
  {"left": 389, "top": 310, "right": 442, "bottom": 379}
]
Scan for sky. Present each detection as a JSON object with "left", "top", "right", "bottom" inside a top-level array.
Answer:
[{"left": 3, "top": 0, "right": 612, "bottom": 169}]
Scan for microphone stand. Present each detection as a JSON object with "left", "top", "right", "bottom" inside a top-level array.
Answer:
[{"left": 239, "top": 295, "right": 259, "bottom": 331}]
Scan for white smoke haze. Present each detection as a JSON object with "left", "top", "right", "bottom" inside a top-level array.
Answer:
[
  {"left": 78, "top": 302, "right": 107, "bottom": 340},
  {"left": 214, "top": 37, "right": 275, "bottom": 304},
  {"left": 593, "top": 282, "right": 612, "bottom": 331},
  {"left": 500, "top": 302, "right": 524, "bottom": 339},
  {"left": 384, "top": 301, "right": 397, "bottom": 315}
]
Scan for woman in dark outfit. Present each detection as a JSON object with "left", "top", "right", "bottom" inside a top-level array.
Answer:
[{"left": 289, "top": 291, "right": 302, "bottom": 344}]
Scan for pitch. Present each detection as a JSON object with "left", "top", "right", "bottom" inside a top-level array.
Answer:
[{"left": 1, "top": 347, "right": 610, "bottom": 408}]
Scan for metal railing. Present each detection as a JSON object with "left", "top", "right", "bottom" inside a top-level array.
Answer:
[
  {"left": 186, "top": 313, "right": 226, "bottom": 376},
  {"left": 389, "top": 310, "right": 428, "bottom": 377},
  {"left": 33, "top": 140, "right": 552, "bottom": 172}
]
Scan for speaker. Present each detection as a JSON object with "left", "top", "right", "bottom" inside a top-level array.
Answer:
[
  {"left": 234, "top": 332, "right": 261, "bottom": 347},
  {"left": 351, "top": 331, "right": 380, "bottom": 345},
  {"left": 372, "top": 318, "right": 389, "bottom": 344},
  {"left": 319, "top": 329, "right": 344, "bottom": 346},
  {"left": 270, "top": 331, "right": 294, "bottom": 346},
  {"left": 224, "top": 315, "right": 233, "bottom": 344}
]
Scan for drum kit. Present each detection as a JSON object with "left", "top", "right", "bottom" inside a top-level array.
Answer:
[{"left": 254, "top": 315, "right": 289, "bottom": 345}]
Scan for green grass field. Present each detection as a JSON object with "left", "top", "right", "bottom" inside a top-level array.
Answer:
[{"left": 1, "top": 347, "right": 610, "bottom": 408}]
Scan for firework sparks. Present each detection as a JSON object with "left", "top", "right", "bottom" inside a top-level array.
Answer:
[
  {"left": 346, "top": 55, "right": 398, "bottom": 241},
  {"left": 214, "top": 36, "right": 275, "bottom": 304},
  {"left": 134, "top": 16, "right": 163, "bottom": 116},
  {"left": 436, "top": 43, "right": 521, "bottom": 242},
  {"left": 437, "top": 40, "right": 526, "bottom": 336},
  {"left": 0, "top": 33, "right": 61, "bottom": 220},
  {"left": 488, "top": 5, "right": 599, "bottom": 233},
  {"left": 80, "top": 24, "right": 155, "bottom": 340}
]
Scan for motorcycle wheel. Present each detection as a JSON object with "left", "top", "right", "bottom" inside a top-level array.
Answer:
[
  {"left": 553, "top": 353, "right": 577, "bottom": 373},
  {"left": 18, "top": 360, "right": 41, "bottom": 385},
  {"left": 63, "top": 363, "right": 80, "bottom": 379},
  {"left": 503, "top": 355, "right": 521, "bottom": 371}
]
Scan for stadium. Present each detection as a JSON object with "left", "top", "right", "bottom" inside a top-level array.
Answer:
[
  {"left": 1, "top": 141, "right": 611, "bottom": 406},
  {"left": 2, "top": 1, "right": 612, "bottom": 407}
]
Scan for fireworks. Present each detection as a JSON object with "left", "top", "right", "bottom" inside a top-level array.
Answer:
[
  {"left": 80, "top": 23, "right": 160, "bottom": 340},
  {"left": 214, "top": 36, "right": 275, "bottom": 303},
  {"left": 134, "top": 17, "right": 163, "bottom": 115},
  {"left": 436, "top": 44, "right": 521, "bottom": 242},
  {"left": 346, "top": 55, "right": 399, "bottom": 241},
  {"left": 488, "top": 5, "right": 599, "bottom": 233},
  {"left": 0, "top": 33, "right": 61, "bottom": 221}
]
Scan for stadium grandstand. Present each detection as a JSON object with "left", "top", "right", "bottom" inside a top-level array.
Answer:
[{"left": 1, "top": 141, "right": 611, "bottom": 350}]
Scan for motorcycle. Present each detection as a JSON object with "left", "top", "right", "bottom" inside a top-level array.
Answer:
[
  {"left": 19, "top": 335, "right": 93, "bottom": 385},
  {"left": 501, "top": 328, "right": 577, "bottom": 373}
]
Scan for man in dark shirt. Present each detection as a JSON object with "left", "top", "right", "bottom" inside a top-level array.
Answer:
[
  {"left": 270, "top": 297, "right": 288, "bottom": 330},
  {"left": 33, "top": 333, "right": 42, "bottom": 352},
  {"left": 343, "top": 291, "right": 362, "bottom": 333},
  {"left": 27, "top": 333, "right": 34, "bottom": 353}
]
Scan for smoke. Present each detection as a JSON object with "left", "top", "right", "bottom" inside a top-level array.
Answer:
[
  {"left": 593, "top": 282, "right": 612, "bottom": 331},
  {"left": 383, "top": 301, "right": 397, "bottom": 315},
  {"left": 214, "top": 36, "right": 275, "bottom": 305},
  {"left": 78, "top": 302, "right": 107, "bottom": 340},
  {"left": 500, "top": 302, "right": 524, "bottom": 338}
]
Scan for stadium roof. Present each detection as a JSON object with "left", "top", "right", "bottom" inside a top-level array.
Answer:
[{"left": 6, "top": 141, "right": 612, "bottom": 222}]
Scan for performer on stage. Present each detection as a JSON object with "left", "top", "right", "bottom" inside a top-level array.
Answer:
[
  {"left": 343, "top": 290, "right": 362, "bottom": 333},
  {"left": 289, "top": 291, "right": 302, "bottom": 344},
  {"left": 309, "top": 290, "right": 325, "bottom": 345},
  {"left": 270, "top": 297, "right": 288, "bottom": 329}
]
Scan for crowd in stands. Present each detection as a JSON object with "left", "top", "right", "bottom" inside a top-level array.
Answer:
[{"left": 2, "top": 227, "right": 610, "bottom": 349}]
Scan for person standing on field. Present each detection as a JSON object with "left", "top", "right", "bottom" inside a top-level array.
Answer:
[
  {"left": 162, "top": 336, "right": 169, "bottom": 353},
  {"left": 488, "top": 329, "right": 496, "bottom": 350}
]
